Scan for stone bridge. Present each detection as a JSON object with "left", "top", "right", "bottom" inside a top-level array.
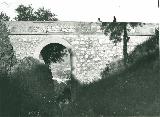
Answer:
[{"left": 5, "top": 21, "right": 158, "bottom": 83}]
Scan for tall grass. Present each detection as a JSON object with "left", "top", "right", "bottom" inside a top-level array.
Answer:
[
  {"left": 73, "top": 31, "right": 159, "bottom": 116},
  {"left": 1, "top": 57, "right": 59, "bottom": 116},
  {"left": 0, "top": 56, "right": 81, "bottom": 116},
  {"left": 0, "top": 29, "right": 159, "bottom": 116}
]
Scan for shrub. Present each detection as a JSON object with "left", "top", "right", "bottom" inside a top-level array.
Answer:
[
  {"left": 101, "top": 28, "right": 159, "bottom": 78},
  {"left": 0, "top": 20, "right": 17, "bottom": 75},
  {"left": 128, "top": 28, "right": 159, "bottom": 64}
]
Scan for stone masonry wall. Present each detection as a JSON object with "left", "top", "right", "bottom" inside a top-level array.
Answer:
[
  {"left": 6, "top": 21, "right": 158, "bottom": 83},
  {"left": 9, "top": 34, "right": 150, "bottom": 83}
]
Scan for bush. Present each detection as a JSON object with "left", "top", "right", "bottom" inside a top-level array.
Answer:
[
  {"left": 0, "top": 20, "right": 17, "bottom": 75},
  {"left": 1, "top": 56, "right": 81, "bottom": 116},
  {"left": 128, "top": 28, "right": 159, "bottom": 64},
  {"left": 101, "top": 28, "right": 159, "bottom": 78},
  {"left": 10, "top": 57, "right": 56, "bottom": 116}
]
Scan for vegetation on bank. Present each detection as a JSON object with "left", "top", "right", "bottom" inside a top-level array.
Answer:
[
  {"left": 0, "top": 20, "right": 17, "bottom": 75},
  {"left": 0, "top": 8, "right": 159, "bottom": 116},
  {"left": 75, "top": 49, "right": 159, "bottom": 116},
  {"left": 102, "top": 18, "right": 142, "bottom": 66},
  {"left": 0, "top": 28, "right": 159, "bottom": 116},
  {"left": 73, "top": 29, "right": 159, "bottom": 116}
]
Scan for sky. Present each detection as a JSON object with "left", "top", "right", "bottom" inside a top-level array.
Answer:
[{"left": 0, "top": 0, "right": 159, "bottom": 22}]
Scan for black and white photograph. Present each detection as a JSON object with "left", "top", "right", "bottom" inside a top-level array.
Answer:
[{"left": 0, "top": 0, "right": 159, "bottom": 116}]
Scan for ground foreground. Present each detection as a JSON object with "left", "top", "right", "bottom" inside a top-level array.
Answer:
[
  {"left": 75, "top": 51, "right": 159, "bottom": 116},
  {"left": 0, "top": 34, "right": 159, "bottom": 116}
]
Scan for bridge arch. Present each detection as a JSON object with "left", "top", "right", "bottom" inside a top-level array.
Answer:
[
  {"left": 34, "top": 36, "right": 72, "bottom": 60},
  {"left": 34, "top": 36, "right": 76, "bottom": 77}
]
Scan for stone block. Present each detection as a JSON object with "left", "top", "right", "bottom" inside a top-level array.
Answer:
[
  {"left": 72, "top": 41, "right": 79, "bottom": 45},
  {"left": 7, "top": 21, "right": 156, "bottom": 84}
]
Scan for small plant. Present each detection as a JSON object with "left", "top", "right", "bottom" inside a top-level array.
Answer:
[{"left": 100, "top": 64, "right": 110, "bottom": 78}]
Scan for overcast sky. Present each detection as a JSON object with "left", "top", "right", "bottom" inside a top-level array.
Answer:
[{"left": 0, "top": 0, "right": 159, "bottom": 22}]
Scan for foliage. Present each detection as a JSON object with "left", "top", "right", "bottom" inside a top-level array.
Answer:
[
  {"left": 1, "top": 25, "right": 158, "bottom": 117},
  {"left": 0, "top": 57, "right": 78, "bottom": 116},
  {"left": 0, "top": 20, "right": 16, "bottom": 74},
  {"left": 14, "top": 4, "right": 35, "bottom": 21},
  {"left": 102, "top": 18, "right": 142, "bottom": 65},
  {"left": 128, "top": 28, "right": 159, "bottom": 63},
  {"left": 74, "top": 46, "right": 159, "bottom": 116},
  {"left": 103, "top": 22, "right": 141, "bottom": 44},
  {"left": 0, "top": 12, "right": 10, "bottom": 21},
  {"left": 15, "top": 4, "right": 58, "bottom": 21},
  {"left": 15, "top": 5, "right": 65, "bottom": 64},
  {"left": 40, "top": 43, "right": 68, "bottom": 64},
  {"left": 101, "top": 27, "right": 159, "bottom": 78},
  {"left": 1, "top": 49, "right": 158, "bottom": 116},
  {"left": 35, "top": 7, "right": 58, "bottom": 21},
  {"left": 5, "top": 57, "right": 56, "bottom": 116}
]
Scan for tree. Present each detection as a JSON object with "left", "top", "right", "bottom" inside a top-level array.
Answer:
[
  {"left": 15, "top": 4, "right": 58, "bottom": 21},
  {"left": 102, "top": 16, "right": 142, "bottom": 66},
  {"left": 15, "top": 4, "right": 36, "bottom": 21},
  {"left": 0, "top": 20, "right": 16, "bottom": 74},
  {"left": 35, "top": 7, "right": 58, "bottom": 21},
  {"left": 40, "top": 43, "right": 67, "bottom": 64},
  {"left": 15, "top": 4, "right": 61, "bottom": 64},
  {"left": 0, "top": 12, "right": 10, "bottom": 21}
]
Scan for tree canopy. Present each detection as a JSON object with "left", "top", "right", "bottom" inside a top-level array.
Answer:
[
  {"left": 14, "top": 5, "right": 35, "bottom": 21},
  {"left": 40, "top": 43, "right": 67, "bottom": 64},
  {"left": 0, "top": 12, "right": 10, "bottom": 21},
  {"left": 15, "top": 4, "right": 58, "bottom": 21},
  {"left": 14, "top": 4, "right": 66, "bottom": 64},
  {"left": 35, "top": 7, "right": 58, "bottom": 21},
  {"left": 102, "top": 17, "right": 142, "bottom": 65}
]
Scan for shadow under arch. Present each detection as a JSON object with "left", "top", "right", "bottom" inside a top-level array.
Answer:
[{"left": 33, "top": 36, "right": 76, "bottom": 77}]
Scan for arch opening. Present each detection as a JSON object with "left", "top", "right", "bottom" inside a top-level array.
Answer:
[
  {"left": 40, "top": 43, "right": 69, "bottom": 65},
  {"left": 34, "top": 37, "right": 77, "bottom": 82},
  {"left": 40, "top": 43, "right": 71, "bottom": 83}
]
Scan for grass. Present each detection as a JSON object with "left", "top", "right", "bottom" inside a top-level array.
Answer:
[
  {"left": 71, "top": 32, "right": 159, "bottom": 116},
  {"left": 0, "top": 57, "right": 59, "bottom": 116},
  {"left": 0, "top": 32, "right": 159, "bottom": 116},
  {"left": 74, "top": 48, "right": 159, "bottom": 116},
  {"left": 1, "top": 55, "right": 159, "bottom": 116}
]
